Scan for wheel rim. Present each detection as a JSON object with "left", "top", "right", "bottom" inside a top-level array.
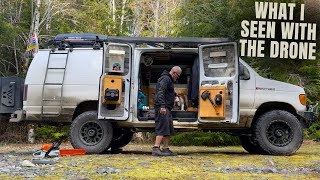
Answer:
[
  {"left": 80, "top": 121, "right": 104, "bottom": 146},
  {"left": 267, "top": 121, "right": 293, "bottom": 147}
]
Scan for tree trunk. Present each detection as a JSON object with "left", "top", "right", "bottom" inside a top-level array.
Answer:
[
  {"left": 46, "top": 0, "right": 52, "bottom": 33},
  {"left": 132, "top": 0, "right": 141, "bottom": 37},
  {"left": 120, "top": 0, "right": 127, "bottom": 34},
  {"left": 153, "top": 0, "right": 160, "bottom": 37},
  {"left": 15, "top": 0, "right": 23, "bottom": 24},
  {"left": 27, "top": 0, "right": 41, "bottom": 66},
  {"left": 34, "top": 0, "right": 41, "bottom": 35},
  {"left": 112, "top": 0, "right": 116, "bottom": 30},
  {"left": 29, "top": 0, "right": 41, "bottom": 37}
]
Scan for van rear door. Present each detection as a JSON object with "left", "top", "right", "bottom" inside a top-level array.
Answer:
[
  {"left": 98, "top": 43, "right": 132, "bottom": 120},
  {"left": 198, "top": 43, "right": 239, "bottom": 123}
]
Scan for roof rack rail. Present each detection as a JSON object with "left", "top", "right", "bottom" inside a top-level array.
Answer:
[
  {"left": 45, "top": 33, "right": 230, "bottom": 49},
  {"left": 54, "top": 33, "right": 108, "bottom": 41},
  {"left": 106, "top": 36, "right": 229, "bottom": 44}
]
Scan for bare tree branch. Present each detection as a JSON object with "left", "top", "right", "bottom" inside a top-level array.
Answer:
[
  {"left": 0, "top": 58, "right": 18, "bottom": 70},
  {"left": 0, "top": 44, "right": 24, "bottom": 56},
  {"left": 13, "top": 40, "right": 20, "bottom": 75},
  {"left": 0, "top": 70, "right": 6, "bottom": 77}
]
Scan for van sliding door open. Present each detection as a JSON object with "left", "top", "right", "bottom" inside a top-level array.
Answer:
[{"left": 198, "top": 43, "right": 239, "bottom": 124}]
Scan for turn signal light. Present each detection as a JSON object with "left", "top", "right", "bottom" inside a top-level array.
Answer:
[{"left": 299, "top": 94, "right": 306, "bottom": 106}]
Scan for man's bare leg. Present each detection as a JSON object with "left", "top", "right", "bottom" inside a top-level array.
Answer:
[
  {"left": 162, "top": 136, "right": 175, "bottom": 156},
  {"left": 154, "top": 135, "right": 163, "bottom": 147},
  {"left": 162, "top": 136, "right": 169, "bottom": 149},
  {"left": 152, "top": 135, "right": 166, "bottom": 156}
]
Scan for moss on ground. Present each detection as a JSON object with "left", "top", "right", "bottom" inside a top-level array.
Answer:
[{"left": 0, "top": 142, "right": 319, "bottom": 179}]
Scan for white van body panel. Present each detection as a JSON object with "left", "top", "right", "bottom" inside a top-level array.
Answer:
[
  {"left": 23, "top": 48, "right": 306, "bottom": 127},
  {"left": 239, "top": 59, "right": 306, "bottom": 117},
  {"left": 24, "top": 49, "right": 103, "bottom": 120},
  {"left": 254, "top": 76, "right": 305, "bottom": 112}
]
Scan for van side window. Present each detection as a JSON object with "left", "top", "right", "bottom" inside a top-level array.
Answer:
[
  {"left": 105, "top": 45, "right": 130, "bottom": 75},
  {"left": 202, "top": 45, "right": 235, "bottom": 77}
]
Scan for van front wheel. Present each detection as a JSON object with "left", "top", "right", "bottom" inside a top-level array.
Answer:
[
  {"left": 254, "top": 110, "right": 303, "bottom": 155},
  {"left": 70, "top": 111, "right": 113, "bottom": 154}
]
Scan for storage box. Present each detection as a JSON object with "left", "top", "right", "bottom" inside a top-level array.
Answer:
[{"left": 109, "top": 50, "right": 125, "bottom": 73}]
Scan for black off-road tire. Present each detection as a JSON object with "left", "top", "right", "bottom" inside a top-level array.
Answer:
[
  {"left": 239, "top": 136, "right": 266, "bottom": 154},
  {"left": 111, "top": 128, "right": 134, "bottom": 149},
  {"left": 70, "top": 111, "right": 113, "bottom": 154},
  {"left": 254, "top": 110, "right": 303, "bottom": 155}
]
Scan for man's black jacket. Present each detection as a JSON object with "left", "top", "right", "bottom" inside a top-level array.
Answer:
[{"left": 154, "top": 70, "right": 175, "bottom": 110}]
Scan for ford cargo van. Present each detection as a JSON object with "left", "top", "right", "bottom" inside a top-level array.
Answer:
[{"left": 4, "top": 33, "right": 318, "bottom": 155}]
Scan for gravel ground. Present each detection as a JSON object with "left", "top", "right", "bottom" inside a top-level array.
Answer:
[{"left": 0, "top": 141, "right": 320, "bottom": 179}]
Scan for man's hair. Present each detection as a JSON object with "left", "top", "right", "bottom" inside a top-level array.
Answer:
[{"left": 171, "top": 66, "right": 182, "bottom": 73}]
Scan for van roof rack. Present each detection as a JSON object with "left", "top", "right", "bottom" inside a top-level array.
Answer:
[
  {"left": 54, "top": 33, "right": 108, "bottom": 41},
  {"left": 46, "top": 33, "right": 230, "bottom": 49}
]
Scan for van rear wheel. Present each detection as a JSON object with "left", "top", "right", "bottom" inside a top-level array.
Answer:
[
  {"left": 254, "top": 110, "right": 303, "bottom": 155},
  {"left": 111, "top": 128, "right": 134, "bottom": 149},
  {"left": 70, "top": 111, "right": 113, "bottom": 154}
]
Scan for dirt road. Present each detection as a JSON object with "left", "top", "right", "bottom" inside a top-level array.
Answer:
[{"left": 0, "top": 141, "right": 319, "bottom": 179}]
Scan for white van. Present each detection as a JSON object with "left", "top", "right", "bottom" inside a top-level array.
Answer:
[{"left": 8, "top": 33, "right": 318, "bottom": 155}]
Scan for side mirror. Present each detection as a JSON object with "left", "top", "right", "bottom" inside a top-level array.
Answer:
[
  {"left": 267, "top": 74, "right": 272, "bottom": 79},
  {"left": 239, "top": 64, "right": 250, "bottom": 80}
]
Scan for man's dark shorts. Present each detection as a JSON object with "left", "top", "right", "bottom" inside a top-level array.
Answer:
[{"left": 155, "top": 108, "right": 174, "bottom": 136}]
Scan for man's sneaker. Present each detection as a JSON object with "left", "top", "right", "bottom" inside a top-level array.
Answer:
[
  {"left": 162, "top": 148, "right": 177, "bottom": 156},
  {"left": 152, "top": 147, "right": 167, "bottom": 156}
]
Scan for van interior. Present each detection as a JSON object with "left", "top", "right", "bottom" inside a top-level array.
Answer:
[{"left": 137, "top": 51, "right": 199, "bottom": 122}]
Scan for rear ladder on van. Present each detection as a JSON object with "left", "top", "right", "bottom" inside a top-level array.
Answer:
[{"left": 41, "top": 50, "right": 70, "bottom": 118}]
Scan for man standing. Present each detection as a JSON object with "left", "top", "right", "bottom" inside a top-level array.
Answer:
[{"left": 152, "top": 66, "right": 182, "bottom": 156}]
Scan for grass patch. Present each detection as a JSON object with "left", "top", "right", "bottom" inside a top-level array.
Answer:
[
  {"left": 170, "top": 131, "right": 240, "bottom": 146},
  {"left": 305, "top": 122, "right": 320, "bottom": 141},
  {"left": 34, "top": 125, "right": 69, "bottom": 142}
]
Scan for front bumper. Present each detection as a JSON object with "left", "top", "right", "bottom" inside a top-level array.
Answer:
[{"left": 298, "top": 103, "right": 319, "bottom": 127}]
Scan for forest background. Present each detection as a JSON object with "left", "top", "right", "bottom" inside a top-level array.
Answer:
[{"left": 0, "top": 0, "right": 319, "bottom": 143}]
